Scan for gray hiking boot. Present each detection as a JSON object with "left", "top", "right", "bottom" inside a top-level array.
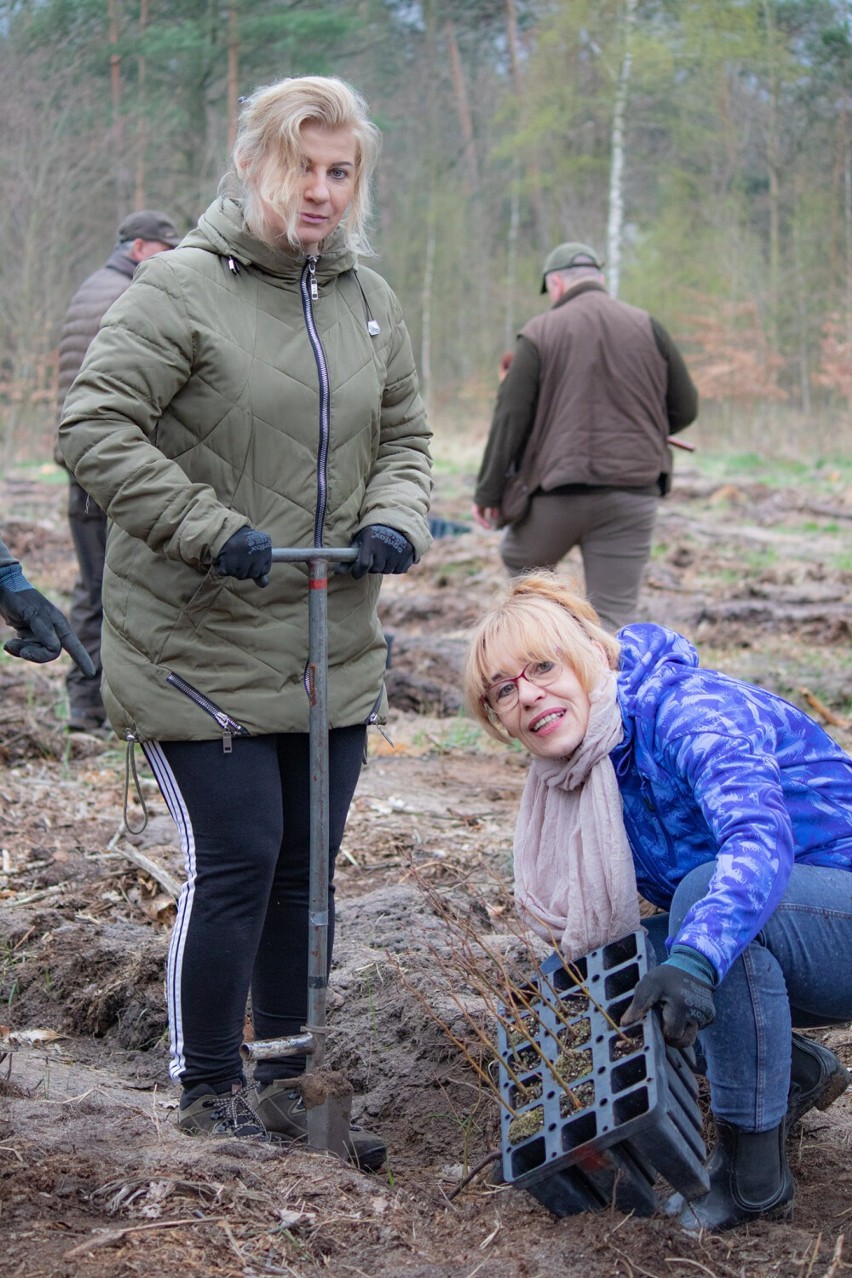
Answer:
[
  {"left": 179, "top": 1084, "right": 270, "bottom": 1140},
  {"left": 252, "top": 1079, "right": 386, "bottom": 1171}
]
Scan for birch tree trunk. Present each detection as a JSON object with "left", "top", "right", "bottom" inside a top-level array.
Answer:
[{"left": 606, "top": 0, "right": 637, "bottom": 299}]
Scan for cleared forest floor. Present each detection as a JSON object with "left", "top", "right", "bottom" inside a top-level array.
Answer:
[{"left": 2, "top": 457, "right": 852, "bottom": 1278}]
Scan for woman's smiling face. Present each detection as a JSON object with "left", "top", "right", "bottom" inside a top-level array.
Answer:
[{"left": 485, "top": 646, "right": 597, "bottom": 759}]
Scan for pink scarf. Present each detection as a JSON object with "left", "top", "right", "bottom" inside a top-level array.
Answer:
[{"left": 513, "top": 671, "right": 640, "bottom": 961}]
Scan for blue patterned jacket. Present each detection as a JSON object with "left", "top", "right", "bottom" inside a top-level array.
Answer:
[{"left": 611, "top": 624, "right": 852, "bottom": 981}]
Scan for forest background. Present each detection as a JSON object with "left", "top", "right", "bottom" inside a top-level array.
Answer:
[{"left": 1, "top": 0, "right": 851, "bottom": 468}]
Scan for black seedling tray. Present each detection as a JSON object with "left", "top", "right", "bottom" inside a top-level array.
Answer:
[{"left": 497, "top": 928, "right": 709, "bottom": 1217}]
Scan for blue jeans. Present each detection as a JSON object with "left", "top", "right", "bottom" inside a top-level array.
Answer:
[{"left": 644, "top": 862, "right": 852, "bottom": 1131}]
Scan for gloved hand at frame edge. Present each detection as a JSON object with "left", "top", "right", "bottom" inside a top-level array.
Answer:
[{"left": 0, "top": 562, "right": 96, "bottom": 675}]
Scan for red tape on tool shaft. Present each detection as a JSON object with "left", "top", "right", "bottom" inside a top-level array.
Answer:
[{"left": 309, "top": 577, "right": 328, "bottom": 590}]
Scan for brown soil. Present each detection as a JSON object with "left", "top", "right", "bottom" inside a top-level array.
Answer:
[{"left": 2, "top": 467, "right": 852, "bottom": 1277}]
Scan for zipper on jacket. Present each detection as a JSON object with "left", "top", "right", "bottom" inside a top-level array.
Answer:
[
  {"left": 166, "top": 671, "right": 251, "bottom": 753},
  {"left": 300, "top": 256, "right": 331, "bottom": 545}
]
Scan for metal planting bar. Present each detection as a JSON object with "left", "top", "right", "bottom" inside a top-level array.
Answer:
[
  {"left": 240, "top": 1033, "right": 315, "bottom": 1063},
  {"left": 239, "top": 547, "right": 359, "bottom": 1159},
  {"left": 256, "top": 547, "right": 356, "bottom": 1072}
]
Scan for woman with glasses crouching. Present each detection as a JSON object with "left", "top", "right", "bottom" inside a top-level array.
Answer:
[{"left": 464, "top": 572, "right": 852, "bottom": 1232}]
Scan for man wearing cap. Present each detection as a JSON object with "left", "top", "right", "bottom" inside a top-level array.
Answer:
[
  {"left": 473, "top": 242, "right": 697, "bottom": 630},
  {"left": 54, "top": 210, "right": 182, "bottom": 733}
]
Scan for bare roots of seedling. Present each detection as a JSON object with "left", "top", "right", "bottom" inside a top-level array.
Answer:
[{"left": 393, "top": 861, "right": 637, "bottom": 1140}]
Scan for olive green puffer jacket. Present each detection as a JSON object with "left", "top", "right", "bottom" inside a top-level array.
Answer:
[{"left": 59, "top": 198, "right": 432, "bottom": 742}]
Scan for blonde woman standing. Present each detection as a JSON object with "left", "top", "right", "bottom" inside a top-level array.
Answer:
[{"left": 60, "top": 77, "right": 432, "bottom": 1160}]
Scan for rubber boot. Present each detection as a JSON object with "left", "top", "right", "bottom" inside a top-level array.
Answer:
[
  {"left": 786, "top": 1032, "right": 849, "bottom": 1131},
  {"left": 674, "top": 1119, "right": 795, "bottom": 1233}
]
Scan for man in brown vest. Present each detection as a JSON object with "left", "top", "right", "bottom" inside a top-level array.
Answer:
[
  {"left": 55, "top": 210, "right": 182, "bottom": 732},
  {"left": 473, "top": 243, "right": 697, "bottom": 630}
]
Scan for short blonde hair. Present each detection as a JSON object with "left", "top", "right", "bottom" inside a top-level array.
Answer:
[
  {"left": 231, "top": 76, "right": 380, "bottom": 253},
  {"left": 464, "top": 573, "right": 621, "bottom": 743}
]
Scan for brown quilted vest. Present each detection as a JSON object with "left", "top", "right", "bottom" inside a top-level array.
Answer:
[{"left": 520, "top": 281, "right": 671, "bottom": 493}]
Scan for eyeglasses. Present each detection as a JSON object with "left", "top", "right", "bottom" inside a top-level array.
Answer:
[{"left": 483, "top": 660, "right": 563, "bottom": 713}]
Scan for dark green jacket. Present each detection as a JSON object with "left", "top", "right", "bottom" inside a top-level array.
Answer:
[{"left": 59, "top": 199, "right": 432, "bottom": 742}]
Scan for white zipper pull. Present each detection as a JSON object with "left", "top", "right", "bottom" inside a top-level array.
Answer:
[{"left": 308, "top": 257, "right": 319, "bottom": 301}]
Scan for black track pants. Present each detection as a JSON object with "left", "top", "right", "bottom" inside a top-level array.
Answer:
[{"left": 143, "top": 727, "right": 366, "bottom": 1091}]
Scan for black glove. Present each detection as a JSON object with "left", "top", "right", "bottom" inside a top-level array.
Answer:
[
  {"left": 0, "top": 565, "right": 96, "bottom": 675},
  {"left": 349, "top": 525, "right": 415, "bottom": 580},
  {"left": 214, "top": 527, "right": 272, "bottom": 587},
  {"left": 620, "top": 961, "right": 715, "bottom": 1049}
]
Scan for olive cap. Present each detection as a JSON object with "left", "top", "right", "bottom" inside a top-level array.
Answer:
[{"left": 541, "top": 241, "right": 604, "bottom": 292}]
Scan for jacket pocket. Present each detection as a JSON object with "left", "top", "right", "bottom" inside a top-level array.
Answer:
[
  {"left": 499, "top": 468, "right": 533, "bottom": 528},
  {"left": 166, "top": 670, "right": 251, "bottom": 753}
]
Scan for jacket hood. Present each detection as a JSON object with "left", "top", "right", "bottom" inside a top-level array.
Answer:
[
  {"left": 182, "top": 197, "right": 358, "bottom": 281},
  {"left": 615, "top": 622, "right": 700, "bottom": 727}
]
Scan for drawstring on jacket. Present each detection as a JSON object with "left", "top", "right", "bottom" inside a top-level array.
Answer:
[
  {"left": 123, "top": 734, "right": 150, "bottom": 835},
  {"left": 353, "top": 270, "right": 381, "bottom": 337}
]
